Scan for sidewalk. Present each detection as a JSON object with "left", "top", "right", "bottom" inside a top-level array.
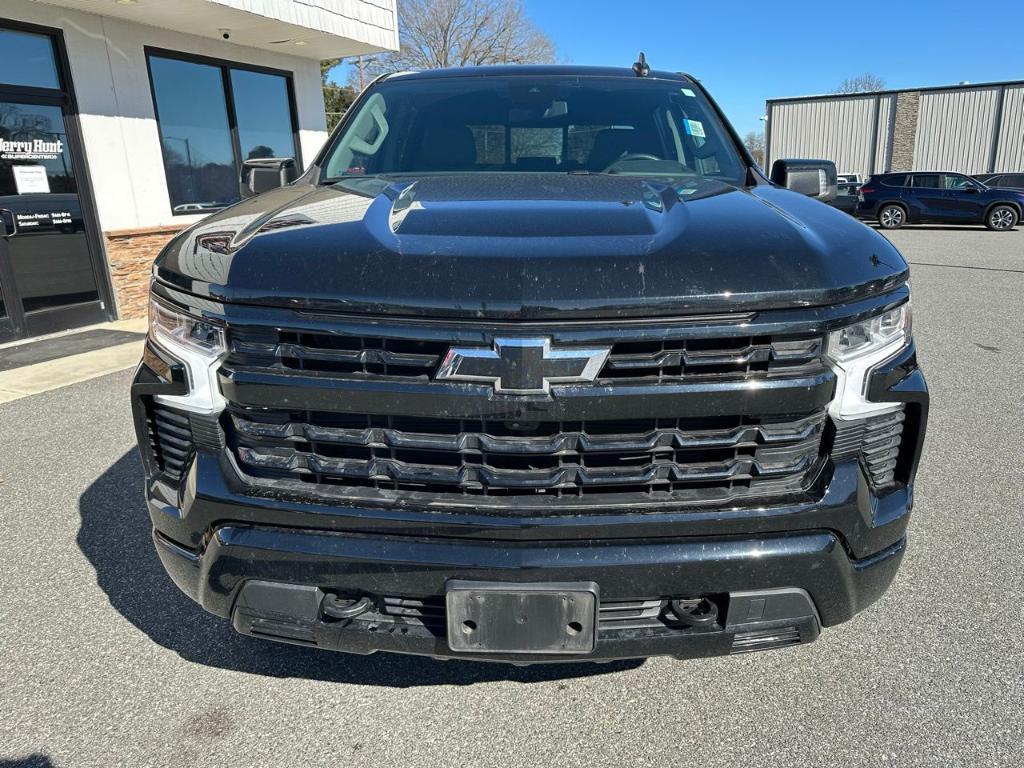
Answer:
[{"left": 0, "top": 319, "right": 146, "bottom": 404}]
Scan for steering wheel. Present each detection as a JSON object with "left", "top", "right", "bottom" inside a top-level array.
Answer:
[{"left": 602, "top": 153, "right": 662, "bottom": 173}]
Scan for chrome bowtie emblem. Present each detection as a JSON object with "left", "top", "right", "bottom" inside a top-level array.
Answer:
[{"left": 436, "top": 338, "right": 611, "bottom": 394}]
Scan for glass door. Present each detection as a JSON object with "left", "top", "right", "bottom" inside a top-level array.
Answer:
[{"left": 0, "top": 23, "right": 110, "bottom": 342}]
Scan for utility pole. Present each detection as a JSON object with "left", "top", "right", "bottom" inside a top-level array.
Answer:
[{"left": 355, "top": 55, "right": 377, "bottom": 90}]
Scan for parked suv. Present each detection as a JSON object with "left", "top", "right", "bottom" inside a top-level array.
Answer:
[
  {"left": 858, "top": 172, "right": 1023, "bottom": 230},
  {"left": 132, "top": 65, "right": 928, "bottom": 663},
  {"left": 974, "top": 172, "right": 1024, "bottom": 191}
]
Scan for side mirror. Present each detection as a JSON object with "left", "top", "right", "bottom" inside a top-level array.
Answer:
[
  {"left": 240, "top": 157, "right": 297, "bottom": 198},
  {"left": 770, "top": 159, "right": 838, "bottom": 202},
  {"left": 963, "top": 187, "right": 980, "bottom": 194}
]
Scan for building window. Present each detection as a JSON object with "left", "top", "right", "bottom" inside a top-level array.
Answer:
[
  {"left": 230, "top": 69, "right": 296, "bottom": 162},
  {"left": 146, "top": 50, "right": 300, "bottom": 215},
  {"left": 0, "top": 28, "right": 60, "bottom": 89}
]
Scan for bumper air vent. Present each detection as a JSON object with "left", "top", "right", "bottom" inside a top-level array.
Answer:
[
  {"left": 831, "top": 407, "right": 906, "bottom": 490},
  {"left": 147, "top": 403, "right": 194, "bottom": 482}
]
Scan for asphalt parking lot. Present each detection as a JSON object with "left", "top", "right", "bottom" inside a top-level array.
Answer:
[{"left": 1, "top": 225, "right": 1022, "bottom": 767}]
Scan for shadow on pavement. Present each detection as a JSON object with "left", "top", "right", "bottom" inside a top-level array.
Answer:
[
  {"left": 77, "top": 451, "right": 643, "bottom": 687},
  {"left": 0, "top": 757, "right": 56, "bottom": 768}
]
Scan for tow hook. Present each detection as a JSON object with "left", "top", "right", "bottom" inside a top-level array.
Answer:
[
  {"left": 668, "top": 598, "right": 720, "bottom": 628},
  {"left": 321, "top": 594, "right": 373, "bottom": 620}
]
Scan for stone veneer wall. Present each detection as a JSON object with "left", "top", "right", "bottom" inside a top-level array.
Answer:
[
  {"left": 103, "top": 225, "right": 185, "bottom": 319},
  {"left": 890, "top": 91, "right": 921, "bottom": 172}
]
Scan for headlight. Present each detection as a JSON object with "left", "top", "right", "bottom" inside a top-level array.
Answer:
[
  {"left": 825, "top": 301, "right": 911, "bottom": 418},
  {"left": 148, "top": 295, "right": 227, "bottom": 414},
  {"left": 826, "top": 304, "right": 910, "bottom": 362}
]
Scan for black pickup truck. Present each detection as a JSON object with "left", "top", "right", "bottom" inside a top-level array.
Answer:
[{"left": 132, "top": 64, "right": 927, "bottom": 663}]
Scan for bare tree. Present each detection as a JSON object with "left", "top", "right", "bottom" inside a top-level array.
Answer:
[
  {"left": 351, "top": 0, "right": 555, "bottom": 87},
  {"left": 835, "top": 73, "right": 886, "bottom": 94},
  {"left": 320, "top": 59, "right": 358, "bottom": 131},
  {"left": 743, "top": 131, "right": 765, "bottom": 167}
]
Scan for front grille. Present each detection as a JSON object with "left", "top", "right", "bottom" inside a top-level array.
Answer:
[
  {"left": 225, "top": 327, "right": 824, "bottom": 383},
  {"left": 226, "top": 407, "right": 828, "bottom": 504}
]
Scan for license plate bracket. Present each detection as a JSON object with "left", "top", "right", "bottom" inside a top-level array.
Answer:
[{"left": 446, "top": 580, "right": 598, "bottom": 655}]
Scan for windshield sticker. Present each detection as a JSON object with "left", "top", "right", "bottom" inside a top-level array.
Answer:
[
  {"left": 681, "top": 88, "right": 696, "bottom": 97},
  {"left": 684, "top": 119, "right": 706, "bottom": 138}
]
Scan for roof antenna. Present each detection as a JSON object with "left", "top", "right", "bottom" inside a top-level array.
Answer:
[{"left": 632, "top": 52, "right": 650, "bottom": 78}]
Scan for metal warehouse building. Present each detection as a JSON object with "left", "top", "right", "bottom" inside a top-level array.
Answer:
[{"left": 765, "top": 80, "right": 1024, "bottom": 181}]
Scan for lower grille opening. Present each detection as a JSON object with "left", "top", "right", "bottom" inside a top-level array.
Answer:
[
  {"left": 730, "top": 626, "right": 803, "bottom": 654},
  {"left": 340, "top": 595, "right": 723, "bottom": 635},
  {"left": 249, "top": 619, "right": 318, "bottom": 645}
]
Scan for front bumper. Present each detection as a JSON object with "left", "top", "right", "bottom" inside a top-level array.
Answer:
[
  {"left": 142, "top": 444, "right": 918, "bottom": 661},
  {"left": 131, "top": 300, "right": 928, "bottom": 663},
  {"left": 154, "top": 519, "right": 904, "bottom": 662}
]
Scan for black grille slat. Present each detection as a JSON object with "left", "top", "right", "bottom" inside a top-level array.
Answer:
[
  {"left": 229, "top": 332, "right": 447, "bottom": 377},
  {"left": 598, "top": 599, "right": 665, "bottom": 629},
  {"left": 600, "top": 336, "right": 823, "bottom": 381},
  {"left": 227, "top": 408, "right": 827, "bottom": 501},
  {"left": 231, "top": 412, "right": 825, "bottom": 455},
  {"left": 226, "top": 327, "right": 824, "bottom": 384}
]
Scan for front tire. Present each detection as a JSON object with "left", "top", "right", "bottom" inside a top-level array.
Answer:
[
  {"left": 985, "top": 205, "right": 1018, "bottom": 231},
  {"left": 878, "top": 204, "right": 906, "bottom": 229}
]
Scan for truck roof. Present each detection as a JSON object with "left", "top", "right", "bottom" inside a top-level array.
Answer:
[{"left": 384, "top": 64, "right": 696, "bottom": 83}]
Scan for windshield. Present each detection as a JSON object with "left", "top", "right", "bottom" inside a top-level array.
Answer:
[{"left": 320, "top": 75, "right": 747, "bottom": 185}]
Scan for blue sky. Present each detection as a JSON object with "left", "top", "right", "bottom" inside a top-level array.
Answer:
[
  {"left": 525, "top": 0, "right": 1024, "bottom": 135},
  {"left": 331, "top": 1, "right": 1024, "bottom": 136}
]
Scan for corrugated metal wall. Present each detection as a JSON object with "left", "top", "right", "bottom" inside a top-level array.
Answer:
[
  {"left": 768, "top": 96, "right": 878, "bottom": 179},
  {"left": 994, "top": 85, "right": 1024, "bottom": 171},
  {"left": 913, "top": 87, "right": 999, "bottom": 173},
  {"left": 766, "top": 82, "right": 1024, "bottom": 177}
]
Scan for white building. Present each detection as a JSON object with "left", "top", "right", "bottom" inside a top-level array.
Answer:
[{"left": 0, "top": 0, "right": 398, "bottom": 342}]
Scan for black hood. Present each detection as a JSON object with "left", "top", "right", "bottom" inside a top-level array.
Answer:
[{"left": 155, "top": 174, "right": 908, "bottom": 320}]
